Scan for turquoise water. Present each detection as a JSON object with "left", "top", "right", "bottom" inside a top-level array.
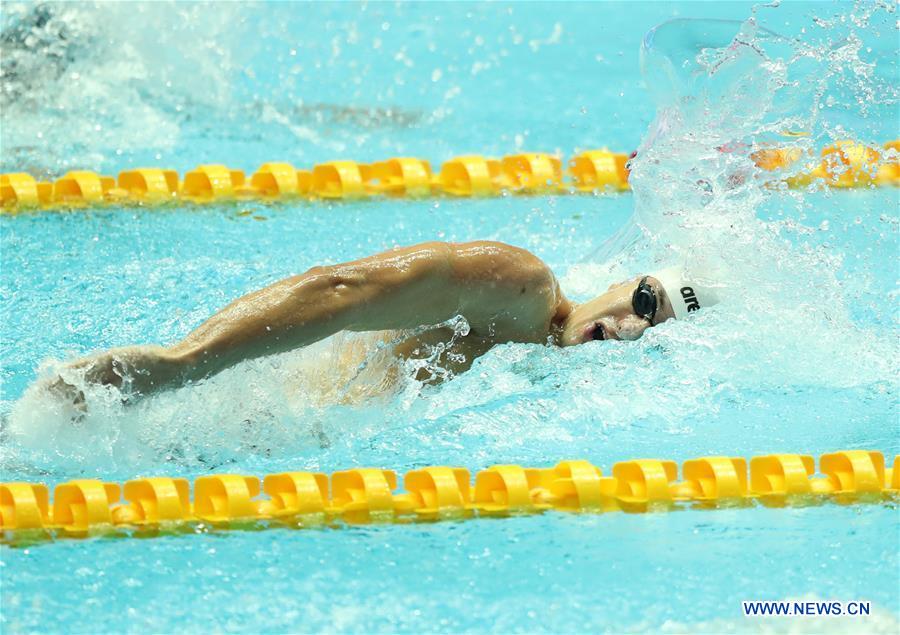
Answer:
[{"left": 2, "top": 1, "right": 899, "bottom": 633}]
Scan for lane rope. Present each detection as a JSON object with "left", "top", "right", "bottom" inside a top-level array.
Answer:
[
  {"left": 1, "top": 140, "right": 897, "bottom": 212},
  {"left": 2, "top": 449, "right": 896, "bottom": 542}
]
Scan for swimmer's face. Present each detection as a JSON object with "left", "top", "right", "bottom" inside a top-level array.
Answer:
[{"left": 559, "top": 275, "right": 676, "bottom": 346}]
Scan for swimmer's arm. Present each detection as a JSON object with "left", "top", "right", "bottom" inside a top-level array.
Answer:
[
  {"left": 161, "top": 240, "right": 559, "bottom": 385},
  {"left": 168, "top": 242, "right": 459, "bottom": 380}
]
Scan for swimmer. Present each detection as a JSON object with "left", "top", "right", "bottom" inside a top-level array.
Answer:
[{"left": 53, "top": 241, "right": 717, "bottom": 400}]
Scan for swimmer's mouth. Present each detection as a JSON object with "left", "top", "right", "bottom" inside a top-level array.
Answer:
[{"left": 585, "top": 322, "right": 606, "bottom": 342}]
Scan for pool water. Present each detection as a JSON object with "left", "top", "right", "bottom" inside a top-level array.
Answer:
[{"left": 1, "top": 1, "right": 898, "bottom": 633}]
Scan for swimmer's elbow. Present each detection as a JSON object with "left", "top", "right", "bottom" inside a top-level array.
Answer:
[
  {"left": 295, "top": 264, "right": 385, "bottom": 330},
  {"left": 293, "top": 244, "right": 461, "bottom": 332}
]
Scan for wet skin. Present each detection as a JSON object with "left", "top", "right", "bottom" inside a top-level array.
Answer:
[{"left": 57, "top": 241, "right": 676, "bottom": 398}]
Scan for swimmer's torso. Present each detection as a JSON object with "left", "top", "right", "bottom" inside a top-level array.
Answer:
[
  {"left": 393, "top": 326, "right": 499, "bottom": 380},
  {"left": 291, "top": 326, "right": 498, "bottom": 405}
]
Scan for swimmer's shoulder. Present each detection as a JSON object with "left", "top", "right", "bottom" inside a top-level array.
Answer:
[
  {"left": 372, "top": 240, "right": 557, "bottom": 290},
  {"left": 444, "top": 240, "right": 556, "bottom": 284},
  {"left": 444, "top": 241, "right": 565, "bottom": 334},
  {"left": 375, "top": 240, "right": 563, "bottom": 322}
]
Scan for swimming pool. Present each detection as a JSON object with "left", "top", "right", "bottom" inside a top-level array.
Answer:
[{"left": 2, "top": 2, "right": 898, "bottom": 633}]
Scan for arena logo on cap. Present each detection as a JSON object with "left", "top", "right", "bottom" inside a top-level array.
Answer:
[
  {"left": 652, "top": 266, "right": 719, "bottom": 319},
  {"left": 680, "top": 286, "right": 700, "bottom": 312}
]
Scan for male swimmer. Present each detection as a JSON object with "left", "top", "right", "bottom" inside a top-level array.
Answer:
[{"left": 55, "top": 241, "right": 717, "bottom": 400}]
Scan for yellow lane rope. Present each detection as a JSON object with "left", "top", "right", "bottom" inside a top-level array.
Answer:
[
  {"left": 1, "top": 140, "right": 897, "bottom": 212},
  {"left": 1, "top": 450, "right": 896, "bottom": 542}
]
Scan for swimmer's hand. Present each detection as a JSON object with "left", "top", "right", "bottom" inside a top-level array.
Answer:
[
  {"left": 43, "top": 374, "right": 87, "bottom": 416},
  {"left": 57, "top": 345, "right": 187, "bottom": 399}
]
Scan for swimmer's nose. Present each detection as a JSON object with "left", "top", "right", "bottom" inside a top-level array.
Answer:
[{"left": 616, "top": 315, "right": 653, "bottom": 341}]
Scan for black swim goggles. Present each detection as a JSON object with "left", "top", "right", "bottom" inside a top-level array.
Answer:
[{"left": 631, "top": 276, "right": 658, "bottom": 323}]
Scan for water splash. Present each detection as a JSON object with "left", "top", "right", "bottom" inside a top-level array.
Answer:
[{"left": 567, "top": 11, "right": 897, "bottom": 389}]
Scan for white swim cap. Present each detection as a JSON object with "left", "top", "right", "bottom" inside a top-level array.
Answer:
[{"left": 652, "top": 266, "right": 720, "bottom": 319}]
